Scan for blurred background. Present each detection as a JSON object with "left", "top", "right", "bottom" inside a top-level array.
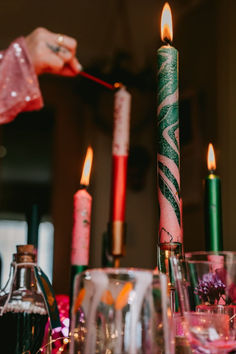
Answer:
[{"left": 0, "top": 0, "right": 234, "bottom": 293}]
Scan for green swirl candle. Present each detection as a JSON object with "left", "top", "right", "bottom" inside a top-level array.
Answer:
[
  {"left": 204, "top": 143, "right": 223, "bottom": 251},
  {"left": 157, "top": 3, "right": 183, "bottom": 272}
]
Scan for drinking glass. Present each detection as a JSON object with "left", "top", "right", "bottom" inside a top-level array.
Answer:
[
  {"left": 171, "top": 254, "right": 236, "bottom": 353},
  {"left": 173, "top": 311, "right": 231, "bottom": 353},
  {"left": 69, "top": 268, "right": 173, "bottom": 354}
]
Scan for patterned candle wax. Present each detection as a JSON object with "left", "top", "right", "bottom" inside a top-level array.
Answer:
[
  {"left": 157, "top": 3, "right": 183, "bottom": 275},
  {"left": 157, "top": 44, "right": 182, "bottom": 244}
]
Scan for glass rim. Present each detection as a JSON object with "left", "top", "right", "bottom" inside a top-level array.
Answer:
[
  {"left": 185, "top": 251, "right": 236, "bottom": 263},
  {"left": 171, "top": 254, "right": 236, "bottom": 265},
  {"left": 75, "top": 267, "right": 160, "bottom": 276},
  {"left": 173, "top": 311, "right": 231, "bottom": 318},
  {"left": 185, "top": 251, "right": 236, "bottom": 257}
]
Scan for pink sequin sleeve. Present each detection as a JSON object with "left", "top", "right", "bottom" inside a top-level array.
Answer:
[{"left": 0, "top": 37, "right": 43, "bottom": 124}]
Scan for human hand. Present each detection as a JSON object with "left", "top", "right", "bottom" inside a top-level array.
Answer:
[{"left": 25, "top": 27, "right": 82, "bottom": 76}]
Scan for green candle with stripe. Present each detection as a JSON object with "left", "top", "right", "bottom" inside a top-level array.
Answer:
[
  {"left": 205, "top": 143, "right": 223, "bottom": 251},
  {"left": 157, "top": 3, "right": 183, "bottom": 272}
]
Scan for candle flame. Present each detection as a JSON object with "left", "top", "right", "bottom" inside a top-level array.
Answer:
[
  {"left": 80, "top": 146, "right": 93, "bottom": 186},
  {"left": 207, "top": 143, "right": 216, "bottom": 171},
  {"left": 161, "top": 2, "right": 173, "bottom": 43},
  {"left": 114, "top": 82, "right": 122, "bottom": 89}
]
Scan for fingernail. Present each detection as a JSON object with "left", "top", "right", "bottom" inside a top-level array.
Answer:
[{"left": 78, "top": 63, "right": 83, "bottom": 72}]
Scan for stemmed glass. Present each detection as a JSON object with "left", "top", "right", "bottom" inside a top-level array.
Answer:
[{"left": 171, "top": 253, "right": 236, "bottom": 353}]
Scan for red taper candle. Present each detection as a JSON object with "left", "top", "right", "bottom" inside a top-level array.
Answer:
[{"left": 110, "top": 86, "right": 131, "bottom": 260}]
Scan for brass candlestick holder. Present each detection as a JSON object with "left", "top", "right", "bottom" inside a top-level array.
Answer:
[{"left": 108, "top": 221, "right": 126, "bottom": 268}]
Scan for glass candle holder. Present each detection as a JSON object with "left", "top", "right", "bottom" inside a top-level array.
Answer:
[{"left": 69, "top": 268, "right": 173, "bottom": 354}]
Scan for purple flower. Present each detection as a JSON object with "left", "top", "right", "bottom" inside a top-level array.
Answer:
[{"left": 195, "top": 272, "right": 226, "bottom": 305}]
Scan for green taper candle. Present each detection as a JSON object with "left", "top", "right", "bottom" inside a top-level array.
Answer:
[
  {"left": 204, "top": 143, "right": 223, "bottom": 251},
  {"left": 157, "top": 3, "right": 183, "bottom": 274}
]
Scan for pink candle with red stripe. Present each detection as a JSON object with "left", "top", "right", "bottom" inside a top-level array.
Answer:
[{"left": 110, "top": 86, "right": 131, "bottom": 261}]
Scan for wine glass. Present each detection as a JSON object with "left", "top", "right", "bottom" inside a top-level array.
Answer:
[
  {"left": 69, "top": 268, "right": 174, "bottom": 354},
  {"left": 171, "top": 255, "right": 236, "bottom": 353}
]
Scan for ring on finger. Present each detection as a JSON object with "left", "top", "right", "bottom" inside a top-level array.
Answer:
[
  {"left": 57, "top": 34, "right": 64, "bottom": 46},
  {"left": 46, "top": 43, "right": 61, "bottom": 53}
]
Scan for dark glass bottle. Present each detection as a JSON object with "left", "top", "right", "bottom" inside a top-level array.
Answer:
[{"left": 0, "top": 245, "right": 48, "bottom": 354}]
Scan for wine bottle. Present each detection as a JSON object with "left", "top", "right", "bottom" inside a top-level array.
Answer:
[{"left": 0, "top": 245, "right": 48, "bottom": 354}]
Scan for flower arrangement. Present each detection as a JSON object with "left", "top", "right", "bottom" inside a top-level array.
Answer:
[{"left": 195, "top": 269, "right": 236, "bottom": 306}]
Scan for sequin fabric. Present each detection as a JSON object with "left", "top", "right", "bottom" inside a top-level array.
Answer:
[{"left": 0, "top": 37, "right": 43, "bottom": 124}]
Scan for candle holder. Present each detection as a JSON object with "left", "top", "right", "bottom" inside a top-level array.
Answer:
[
  {"left": 109, "top": 221, "right": 126, "bottom": 258},
  {"left": 69, "top": 268, "right": 173, "bottom": 354},
  {"left": 101, "top": 230, "right": 114, "bottom": 267},
  {"left": 157, "top": 241, "right": 183, "bottom": 273},
  {"left": 157, "top": 241, "right": 183, "bottom": 311}
]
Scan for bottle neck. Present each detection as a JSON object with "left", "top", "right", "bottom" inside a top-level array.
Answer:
[{"left": 13, "top": 264, "right": 37, "bottom": 291}]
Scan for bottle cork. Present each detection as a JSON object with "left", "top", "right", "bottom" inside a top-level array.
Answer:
[
  {"left": 17, "top": 244, "right": 35, "bottom": 254},
  {"left": 16, "top": 244, "right": 36, "bottom": 263}
]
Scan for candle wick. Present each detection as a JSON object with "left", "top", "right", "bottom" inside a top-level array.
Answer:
[
  {"left": 164, "top": 37, "right": 172, "bottom": 46},
  {"left": 79, "top": 184, "right": 88, "bottom": 190},
  {"left": 114, "top": 82, "right": 124, "bottom": 91}
]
